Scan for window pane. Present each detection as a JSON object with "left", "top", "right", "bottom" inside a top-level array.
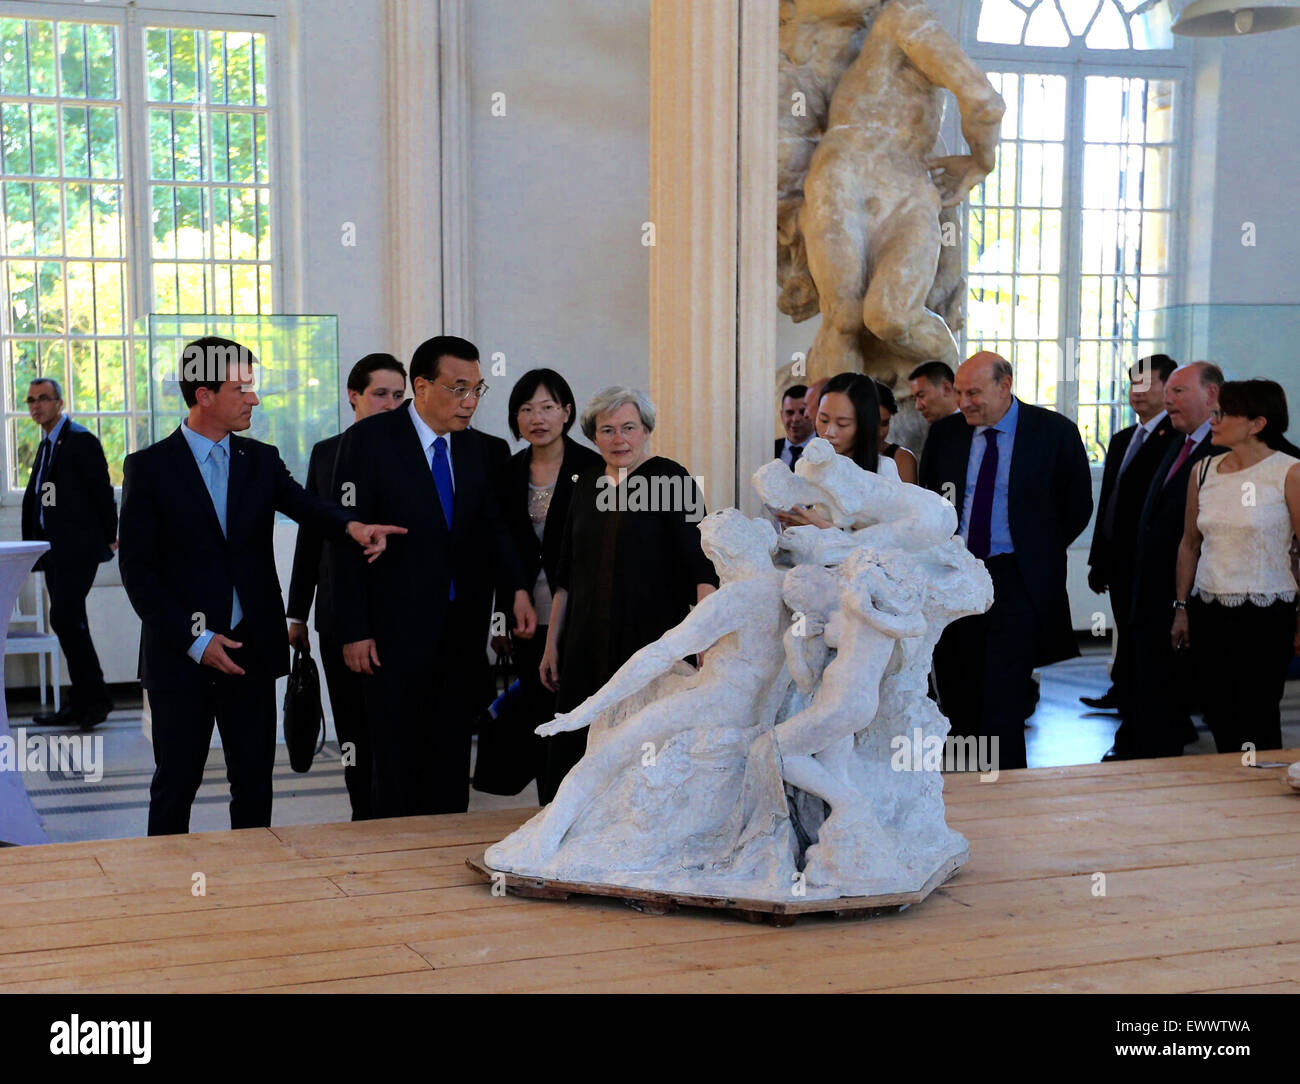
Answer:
[
  {"left": 1, "top": 19, "right": 28, "bottom": 95},
  {"left": 58, "top": 22, "right": 87, "bottom": 99},
  {"left": 65, "top": 181, "right": 91, "bottom": 255},
  {"left": 27, "top": 20, "right": 57, "bottom": 97},
  {"left": 86, "top": 24, "right": 116, "bottom": 99},
  {"left": 70, "top": 337, "right": 95, "bottom": 409},
  {"left": 146, "top": 28, "right": 170, "bottom": 102},
  {"left": 95, "top": 262, "right": 124, "bottom": 333},
  {"left": 88, "top": 107, "right": 118, "bottom": 179},
  {"left": 97, "top": 340, "right": 125, "bottom": 411},
  {"left": 62, "top": 105, "right": 89, "bottom": 177},
  {"left": 977, "top": 0, "right": 1028, "bottom": 44},
  {"left": 170, "top": 30, "right": 200, "bottom": 104},
  {"left": 1, "top": 102, "right": 31, "bottom": 174},
  {"left": 4, "top": 182, "right": 33, "bottom": 255},
  {"left": 1025, "top": 1, "right": 1071, "bottom": 47},
  {"left": 8, "top": 260, "right": 36, "bottom": 332},
  {"left": 30, "top": 104, "right": 59, "bottom": 175},
  {"left": 33, "top": 182, "right": 63, "bottom": 254}
]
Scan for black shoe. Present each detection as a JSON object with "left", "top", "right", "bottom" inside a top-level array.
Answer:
[
  {"left": 1081, "top": 692, "right": 1121, "bottom": 711},
  {"left": 81, "top": 702, "right": 113, "bottom": 729},
  {"left": 1101, "top": 747, "right": 1131, "bottom": 762},
  {"left": 32, "top": 705, "right": 85, "bottom": 726}
]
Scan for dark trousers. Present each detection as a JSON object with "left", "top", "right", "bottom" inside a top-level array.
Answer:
[
  {"left": 932, "top": 554, "right": 1032, "bottom": 772},
  {"left": 1120, "top": 606, "right": 1192, "bottom": 759},
  {"left": 363, "top": 601, "right": 479, "bottom": 818},
  {"left": 537, "top": 623, "right": 586, "bottom": 804},
  {"left": 147, "top": 635, "right": 276, "bottom": 835},
  {"left": 1191, "top": 596, "right": 1292, "bottom": 754},
  {"left": 43, "top": 557, "right": 110, "bottom": 713},
  {"left": 1108, "top": 574, "right": 1135, "bottom": 709},
  {"left": 319, "top": 631, "right": 371, "bottom": 820}
]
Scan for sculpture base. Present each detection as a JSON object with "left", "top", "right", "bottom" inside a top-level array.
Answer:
[{"left": 467, "top": 849, "right": 966, "bottom": 927}]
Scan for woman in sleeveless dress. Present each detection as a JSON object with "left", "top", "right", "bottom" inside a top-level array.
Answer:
[{"left": 1172, "top": 379, "right": 1300, "bottom": 754}]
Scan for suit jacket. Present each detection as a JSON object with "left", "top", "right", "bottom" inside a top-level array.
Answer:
[
  {"left": 118, "top": 427, "right": 354, "bottom": 691},
  {"left": 1087, "top": 416, "right": 1179, "bottom": 587},
  {"left": 286, "top": 432, "right": 343, "bottom": 637},
  {"left": 501, "top": 436, "right": 603, "bottom": 608},
  {"left": 327, "top": 402, "right": 527, "bottom": 672},
  {"left": 919, "top": 399, "right": 1094, "bottom": 666},
  {"left": 1130, "top": 431, "right": 1225, "bottom": 626},
  {"left": 21, "top": 418, "right": 117, "bottom": 573}
]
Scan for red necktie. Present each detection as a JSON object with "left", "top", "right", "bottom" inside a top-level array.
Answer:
[{"left": 1164, "top": 435, "right": 1197, "bottom": 486}]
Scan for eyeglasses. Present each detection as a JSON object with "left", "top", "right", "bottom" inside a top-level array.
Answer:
[
  {"left": 440, "top": 381, "right": 489, "bottom": 401},
  {"left": 517, "top": 402, "right": 562, "bottom": 419},
  {"left": 25, "top": 394, "right": 57, "bottom": 405},
  {"left": 596, "top": 423, "right": 644, "bottom": 439}
]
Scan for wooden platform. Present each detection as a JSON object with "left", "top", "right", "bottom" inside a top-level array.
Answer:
[
  {"left": 0, "top": 751, "right": 1297, "bottom": 993},
  {"left": 465, "top": 850, "right": 967, "bottom": 925}
]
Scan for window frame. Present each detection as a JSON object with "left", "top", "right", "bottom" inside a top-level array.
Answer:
[
  {"left": 959, "top": 1, "right": 1192, "bottom": 460},
  {"left": 0, "top": 0, "right": 286, "bottom": 500}
]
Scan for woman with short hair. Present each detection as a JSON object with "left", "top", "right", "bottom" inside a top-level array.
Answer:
[
  {"left": 537, "top": 385, "right": 718, "bottom": 803},
  {"left": 1173, "top": 378, "right": 1300, "bottom": 754}
]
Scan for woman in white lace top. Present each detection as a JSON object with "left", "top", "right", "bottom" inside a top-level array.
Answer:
[{"left": 1172, "top": 379, "right": 1300, "bottom": 754}]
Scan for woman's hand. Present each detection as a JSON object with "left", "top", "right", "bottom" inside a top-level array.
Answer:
[
  {"left": 539, "top": 642, "right": 560, "bottom": 692},
  {"left": 774, "top": 504, "right": 834, "bottom": 530},
  {"left": 1171, "top": 609, "right": 1191, "bottom": 652}
]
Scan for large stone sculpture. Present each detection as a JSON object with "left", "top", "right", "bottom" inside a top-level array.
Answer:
[
  {"left": 778, "top": 0, "right": 1005, "bottom": 388},
  {"left": 483, "top": 439, "right": 993, "bottom": 907}
]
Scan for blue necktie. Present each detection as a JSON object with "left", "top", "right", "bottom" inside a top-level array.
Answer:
[
  {"left": 967, "top": 429, "right": 999, "bottom": 560},
  {"left": 210, "top": 443, "right": 243, "bottom": 628},
  {"left": 431, "top": 436, "right": 456, "bottom": 600}
]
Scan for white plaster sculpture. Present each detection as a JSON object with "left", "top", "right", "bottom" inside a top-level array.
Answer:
[
  {"left": 778, "top": 0, "right": 1005, "bottom": 387},
  {"left": 484, "top": 440, "right": 993, "bottom": 904}
]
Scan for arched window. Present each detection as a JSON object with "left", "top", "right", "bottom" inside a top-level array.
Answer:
[{"left": 961, "top": 0, "right": 1190, "bottom": 460}]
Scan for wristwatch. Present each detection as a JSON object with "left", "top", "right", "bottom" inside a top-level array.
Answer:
[{"left": 1172, "top": 599, "right": 1188, "bottom": 611}]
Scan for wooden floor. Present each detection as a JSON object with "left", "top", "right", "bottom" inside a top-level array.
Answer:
[{"left": 1, "top": 751, "right": 1297, "bottom": 993}]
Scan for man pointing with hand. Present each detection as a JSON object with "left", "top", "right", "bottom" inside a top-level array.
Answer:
[{"left": 119, "top": 337, "right": 406, "bottom": 835}]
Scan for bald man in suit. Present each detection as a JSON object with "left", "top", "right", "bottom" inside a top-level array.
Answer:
[{"left": 919, "top": 351, "right": 1093, "bottom": 771}]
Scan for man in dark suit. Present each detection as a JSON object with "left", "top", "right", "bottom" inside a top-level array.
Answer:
[
  {"left": 21, "top": 377, "right": 118, "bottom": 728},
  {"left": 907, "top": 360, "right": 960, "bottom": 425},
  {"left": 1114, "top": 361, "right": 1225, "bottom": 761},
  {"left": 286, "top": 353, "right": 407, "bottom": 821},
  {"left": 919, "top": 351, "right": 1093, "bottom": 771},
  {"left": 1084, "top": 354, "right": 1180, "bottom": 714},
  {"left": 119, "top": 337, "right": 405, "bottom": 835},
  {"left": 329, "top": 335, "right": 536, "bottom": 818},
  {"left": 775, "top": 384, "right": 813, "bottom": 467}
]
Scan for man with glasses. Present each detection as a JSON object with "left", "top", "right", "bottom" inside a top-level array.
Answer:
[
  {"left": 286, "top": 352, "right": 408, "bottom": 820},
  {"left": 21, "top": 377, "right": 118, "bottom": 728},
  {"left": 329, "top": 335, "right": 537, "bottom": 817}
]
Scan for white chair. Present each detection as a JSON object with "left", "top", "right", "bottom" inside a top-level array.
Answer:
[{"left": 5, "top": 571, "right": 61, "bottom": 712}]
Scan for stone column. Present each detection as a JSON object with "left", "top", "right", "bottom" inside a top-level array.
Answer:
[
  {"left": 649, "top": 0, "right": 777, "bottom": 514},
  {"left": 383, "top": 0, "right": 471, "bottom": 359}
]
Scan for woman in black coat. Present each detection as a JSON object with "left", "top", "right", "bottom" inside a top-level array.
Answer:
[
  {"left": 538, "top": 385, "right": 718, "bottom": 803},
  {"left": 481, "top": 369, "right": 602, "bottom": 795}
]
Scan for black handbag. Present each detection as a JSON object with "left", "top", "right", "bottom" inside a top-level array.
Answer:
[
  {"left": 472, "top": 651, "right": 542, "bottom": 796},
  {"left": 283, "top": 645, "right": 326, "bottom": 773}
]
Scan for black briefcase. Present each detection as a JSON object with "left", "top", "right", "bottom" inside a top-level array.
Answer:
[{"left": 283, "top": 645, "right": 326, "bottom": 773}]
